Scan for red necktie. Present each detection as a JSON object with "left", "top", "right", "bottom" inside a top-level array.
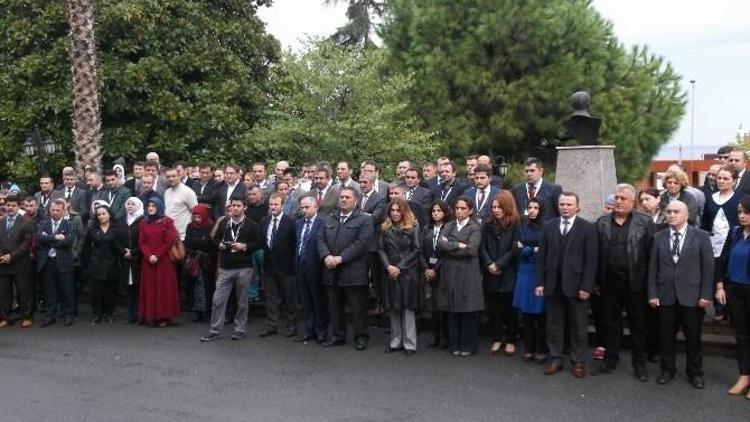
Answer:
[
  {"left": 528, "top": 184, "right": 536, "bottom": 199},
  {"left": 317, "top": 191, "right": 323, "bottom": 206}
]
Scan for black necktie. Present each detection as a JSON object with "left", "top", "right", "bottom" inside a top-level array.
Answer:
[
  {"left": 672, "top": 232, "right": 681, "bottom": 258},
  {"left": 66, "top": 188, "right": 73, "bottom": 199},
  {"left": 269, "top": 217, "right": 278, "bottom": 247},
  {"left": 232, "top": 222, "right": 239, "bottom": 238},
  {"left": 561, "top": 219, "right": 570, "bottom": 237}
]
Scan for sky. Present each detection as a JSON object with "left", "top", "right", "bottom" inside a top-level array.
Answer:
[{"left": 258, "top": 0, "right": 750, "bottom": 160}]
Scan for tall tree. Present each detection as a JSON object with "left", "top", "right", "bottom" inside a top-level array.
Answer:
[
  {"left": 67, "top": 0, "right": 102, "bottom": 174},
  {"left": 0, "top": 0, "right": 279, "bottom": 183},
  {"left": 250, "top": 38, "right": 436, "bottom": 174},
  {"left": 381, "top": 0, "right": 686, "bottom": 182},
  {"left": 324, "top": 0, "right": 384, "bottom": 49}
]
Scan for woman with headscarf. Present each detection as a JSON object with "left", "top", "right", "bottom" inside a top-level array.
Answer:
[
  {"left": 138, "top": 197, "right": 180, "bottom": 327},
  {"left": 123, "top": 197, "right": 144, "bottom": 323},
  {"left": 113, "top": 164, "right": 127, "bottom": 186},
  {"left": 184, "top": 204, "right": 216, "bottom": 322}
]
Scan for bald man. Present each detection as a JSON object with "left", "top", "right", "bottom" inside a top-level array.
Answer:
[{"left": 648, "top": 200, "right": 713, "bottom": 389}]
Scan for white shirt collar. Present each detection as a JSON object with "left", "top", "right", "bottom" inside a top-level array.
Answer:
[{"left": 560, "top": 215, "right": 577, "bottom": 229}]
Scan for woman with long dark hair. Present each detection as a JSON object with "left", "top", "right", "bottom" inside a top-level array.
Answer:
[
  {"left": 512, "top": 198, "right": 548, "bottom": 362},
  {"left": 82, "top": 205, "right": 125, "bottom": 324},
  {"left": 123, "top": 197, "right": 144, "bottom": 323},
  {"left": 436, "top": 196, "right": 484, "bottom": 356},
  {"left": 480, "top": 191, "right": 520, "bottom": 356},
  {"left": 138, "top": 197, "right": 180, "bottom": 327},
  {"left": 184, "top": 204, "right": 215, "bottom": 322},
  {"left": 422, "top": 200, "right": 453, "bottom": 348},
  {"left": 716, "top": 195, "right": 750, "bottom": 397},
  {"left": 379, "top": 198, "right": 422, "bottom": 355}
]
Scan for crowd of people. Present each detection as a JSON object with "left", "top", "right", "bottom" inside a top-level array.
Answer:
[{"left": 1, "top": 148, "right": 750, "bottom": 398}]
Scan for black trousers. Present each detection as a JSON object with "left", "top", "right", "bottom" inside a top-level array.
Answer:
[
  {"left": 522, "top": 313, "right": 548, "bottom": 355},
  {"left": 601, "top": 276, "right": 648, "bottom": 369},
  {"left": 727, "top": 282, "right": 750, "bottom": 375},
  {"left": 486, "top": 290, "right": 518, "bottom": 343},
  {"left": 298, "top": 271, "right": 329, "bottom": 341},
  {"left": 0, "top": 271, "right": 35, "bottom": 320},
  {"left": 262, "top": 270, "right": 299, "bottom": 331},
  {"left": 647, "top": 307, "right": 661, "bottom": 357},
  {"left": 449, "top": 312, "right": 479, "bottom": 353},
  {"left": 41, "top": 260, "right": 74, "bottom": 319},
  {"left": 590, "top": 290, "right": 606, "bottom": 347},
  {"left": 659, "top": 305, "right": 704, "bottom": 377},
  {"left": 91, "top": 275, "right": 118, "bottom": 317},
  {"left": 430, "top": 311, "right": 449, "bottom": 342},
  {"left": 126, "top": 284, "right": 139, "bottom": 320},
  {"left": 546, "top": 289, "right": 589, "bottom": 364},
  {"left": 368, "top": 252, "right": 384, "bottom": 307},
  {"left": 327, "top": 283, "right": 368, "bottom": 342}
]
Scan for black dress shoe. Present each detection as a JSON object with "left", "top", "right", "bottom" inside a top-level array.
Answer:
[
  {"left": 258, "top": 327, "right": 277, "bottom": 337},
  {"left": 384, "top": 346, "right": 403, "bottom": 354},
  {"left": 63, "top": 316, "right": 74, "bottom": 327},
  {"left": 322, "top": 338, "right": 346, "bottom": 348},
  {"left": 426, "top": 338, "right": 440, "bottom": 349},
  {"left": 355, "top": 338, "right": 368, "bottom": 351},
  {"left": 295, "top": 335, "right": 315, "bottom": 343},
  {"left": 634, "top": 367, "right": 649, "bottom": 382},
  {"left": 42, "top": 318, "right": 56, "bottom": 327},
  {"left": 689, "top": 375, "right": 705, "bottom": 389},
  {"left": 404, "top": 349, "right": 416, "bottom": 356},
  {"left": 656, "top": 372, "right": 675, "bottom": 385}
]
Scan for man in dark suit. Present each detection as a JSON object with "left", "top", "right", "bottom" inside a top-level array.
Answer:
[
  {"left": 144, "top": 160, "right": 168, "bottom": 195},
  {"left": 54, "top": 170, "right": 88, "bottom": 220},
  {"left": 258, "top": 193, "right": 299, "bottom": 338},
  {"left": 334, "top": 161, "right": 361, "bottom": 194},
  {"left": 594, "top": 184, "right": 654, "bottom": 381},
  {"left": 0, "top": 196, "right": 35, "bottom": 328},
  {"left": 307, "top": 165, "right": 339, "bottom": 217},
  {"left": 728, "top": 148, "right": 750, "bottom": 196},
  {"left": 36, "top": 199, "right": 77, "bottom": 327},
  {"left": 648, "top": 200, "right": 713, "bottom": 389},
  {"left": 388, "top": 185, "right": 427, "bottom": 228},
  {"left": 512, "top": 157, "right": 563, "bottom": 222},
  {"left": 403, "top": 168, "right": 433, "bottom": 210},
  {"left": 35, "top": 175, "right": 56, "bottom": 216},
  {"left": 190, "top": 163, "right": 219, "bottom": 211},
  {"left": 295, "top": 196, "right": 329, "bottom": 343},
  {"left": 213, "top": 164, "right": 246, "bottom": 220},
  {"left": 359, "top": 173, "right": 387, "bottom": 315},
  {"left": 85, "top": 171, "right": 105, "bottom": 224},
  {"left": 430, "top": 160, "right": 468, "bottom": 206},
  {"left": 360, "top": 160, "right": 391, "bottom": 197},
  {"left": 124, "top": 161, "right": 144, "bottom": 194},
  {"left": 536, "top": 192, "right": 598, "bottom": 378},
  {"left": 462, "top": 164, "right": 500, "bottom": 223},
  {"left": 317, "top": 187, "right": 374, "bottom": 350},
  {"left": 420, "top": 161, "right": 440, "bottom": 190}
]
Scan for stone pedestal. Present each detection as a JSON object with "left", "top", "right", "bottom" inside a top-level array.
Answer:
[{"left": 555, "top": 145, "right": 617, "bottom": 221}]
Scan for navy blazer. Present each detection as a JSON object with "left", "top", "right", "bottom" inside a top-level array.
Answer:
[
  {"left": 296, "top": 215, "right": 324, "bottom": 278},
  {"left": 36, "top": 217, "right": 77, "bottom": 273},
  {"left": 430, "top": 179, "right": 468, "bottom": 206},
  {"left": 512, "top": 180, "right": 562, "bottom": 223},
  {"left": 536, "top": 216, "right": 598, "bottom": 298},
  {"left": 463, "top": 186, "right": 501, "bottom": 222},
  {"left": 260, "top": 214, "right": 297, "bottom": 276}
]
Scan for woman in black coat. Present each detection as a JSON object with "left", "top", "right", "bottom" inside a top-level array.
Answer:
[
  {"left": 122, "top": 197, "right": 144, "bottom": 323},
  {"left": 480, "top": 191, "right": 520, "bottom": 355},
  {"left": 379, "top": 198, "right": 422, "bottom": 355},
  {"left": 421, "top": 200, "right": 453, "bottom": 348},
  {"left": 82, "top": 205, "right": 125, "bottom": 324}
]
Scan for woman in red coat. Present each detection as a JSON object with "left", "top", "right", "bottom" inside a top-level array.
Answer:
[{"left": 138, "top": 197, "right": 180, "bottom": 326}]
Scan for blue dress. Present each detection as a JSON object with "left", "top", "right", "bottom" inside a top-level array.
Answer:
[{"left": 512, "top": 223, "right": 545, "bottom": 314}]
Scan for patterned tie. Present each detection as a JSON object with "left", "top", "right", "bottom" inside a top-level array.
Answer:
[
  {"left": 407, "top": 188, "right": 414, "bottom": 201},
  {"left": 561, "top": 219, "right": 570, "bottom": 237},
  {"left": 478, "top": 189, "right": 485, "bottom": 209},
  {"left": 66, "top": 188, "right": 73, "bottom": 200},
  {"left": 269, "top": 217, "right": 278, "bottom": 248},
  {"left": 298, "top": 219, "right": 311, "bottom": 256},
  {"left": 672, "top": 232, "right": 681, "bottom": 259},
  {"left": 317, "top": 191, "right": 323, "bottom": 206},
  {"left": 6, "top": 216, "right": 14, "bottom": 235},
  {"left": 528, "top": 184, "right": 536, "bottom": 199}
]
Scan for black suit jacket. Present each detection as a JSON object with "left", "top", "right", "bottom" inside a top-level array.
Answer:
[
  {"left": 512, "top": 180, "right": 562, "bottom": 222},
  {"left": 53, "top": 187, "right": 89, "bottom": 220},
  {"left": 0, "top": 214, "right": 34, "bottom": 274},
  {"left": 35, "top": 218, "right": 77, "bottom": 273},
  {"left": 361, "top": 190, "right": 386, "bottom": 253},
  {"left": 430, "top": 179, "right": 468, "bottom": 206},
  {"left": 647, "top": 226, "right": 714, "bottom": 307},
  {"left": 191, "top": 178, "right": 220, "bottom": 208},
  {"left": 214, "top": 182, "right": 247, "bottom": 220},
  {"left": 260, "top": 214, "right": 296, "bottom": 276},
  {"left": 736, "top": 170, "right": 750, "bottom": 197},
  {"left": 296, "top": 215, "right": 324, "bottom": 279},
  {"left": 407, "top": 185, "right": 433, "bottom": 210},
  {"left": 316, "top": 209, "right": 374, "bottom": 287},
  {"left": 536, "top": 216, "right": 598, "bottom": 298}
]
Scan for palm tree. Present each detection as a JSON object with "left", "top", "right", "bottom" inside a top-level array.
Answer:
[{"left": 67, "top": 0, "right": 102, "bottom": 174}]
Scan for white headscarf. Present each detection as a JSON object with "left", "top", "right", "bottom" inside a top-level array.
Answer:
[
  {"left": 113, "top": 164, "right": 127, "bottom": 186},
  {"left": 91, "top": 199, "right": 109, "bottom": 217},
  {"left": 125, "top": 197, "right": 144, "bottom": 226}
]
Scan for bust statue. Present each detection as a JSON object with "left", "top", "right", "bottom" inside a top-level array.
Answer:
[{"left": 562, "top": 91, "right": 602, "bottom": 145}]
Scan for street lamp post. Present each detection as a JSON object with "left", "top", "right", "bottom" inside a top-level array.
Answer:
[{"left": 22, "top": 125, "right": 58, "bottom": 176}]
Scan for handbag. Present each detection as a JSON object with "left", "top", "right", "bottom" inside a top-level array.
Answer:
[{"left": 169, "top": 239, "right": 186, "bottom": 263}]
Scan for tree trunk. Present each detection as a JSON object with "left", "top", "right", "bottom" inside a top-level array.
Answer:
[{"left": 67, "top": 0, "right": 102, "bottom": 174}]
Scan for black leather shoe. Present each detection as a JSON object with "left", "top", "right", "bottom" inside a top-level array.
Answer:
[
  {"left": 384, "top": 346, "right": 403, "bottom": 354},
  {"left": 258, "top": 327, "right": 277, "bottom": 338},
  {"left": 42, "top": 318, "right": 56, "bottom": 327},
  {"left": 634, "top": 367, "right": 649, "bottom": 382},
  {"left": 323, "top": 338, "right": 346, "bottom": 347},
  {"left": 404, "top": 349, "right": 416, "bottom": 356},
  {"left": 63, "top": 316, "right": 74, "bottom": 327},
  {"left": 355, "top": 338, "right": 368, "bottom": 351},
  {"left": 295, "top": 335, "right": 315, "bottom": 343},
  {"left": 689, "top": 375, "right": 705, "bottom": 389},
  {"left": 656, "top": 372, "right": 675, "bottom": 385}
]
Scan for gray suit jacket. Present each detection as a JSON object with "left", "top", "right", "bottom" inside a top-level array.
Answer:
[
  {"left": 407, "top": 185, "right": 433, "bottom": 210},
  {"left": 647, "top": 226, "right": 714, "bottom": 307},
  {"left": 307, "top": 185, "right": 340, "bottom": 217},
  {"left": 52, "top": 187, "right": 88, "bottom": 219}
]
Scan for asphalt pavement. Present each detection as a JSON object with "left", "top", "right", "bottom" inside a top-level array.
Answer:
[{"left": 1, "top": 310, "right": 748, "bottom": 422}]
